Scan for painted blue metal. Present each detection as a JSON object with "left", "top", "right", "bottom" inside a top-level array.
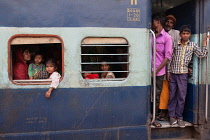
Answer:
[
  {"left": 0, "top": 0, "right": 150, "bottom": 28},
  {"left": 204, "top": 0, "right": 210, "bottom": 33},
  {"left": 0, "top": 86, "right": 149, "bottom": 138},
  {"left": 183, "top": 83, "right": 197, "bottom": 123},
  {"left": 0, "top": 126, "right": 148, "bottom": 140}
]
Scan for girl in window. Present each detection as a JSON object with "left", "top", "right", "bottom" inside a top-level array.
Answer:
[
  {"left": 100, "top": 58, "right": 115, "bottom": 79},
  {"left": 45, "top": 59, "right": 61, "bottom": 98}
]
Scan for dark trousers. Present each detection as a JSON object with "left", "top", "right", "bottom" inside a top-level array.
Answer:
[
  {"left": 168, "top": 73, "right": 188, "bottom": 120},
  {"left": 152, "top": 75, "right": 164, "bottom": 115}
]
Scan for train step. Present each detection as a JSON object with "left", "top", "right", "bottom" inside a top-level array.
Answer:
[
  {"left": 152, "top": 138, "right": 200, "bottom": 140},
  {"left": 151, "top": 120, "right": 193, "bottom": 129},
  {"left": 151, "top": 120, "right": 200, "bottom": 140}
]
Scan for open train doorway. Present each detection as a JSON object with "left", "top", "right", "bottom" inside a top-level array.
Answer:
[{"left": 151, "top": 0, "right": 200, "bottom": 128}]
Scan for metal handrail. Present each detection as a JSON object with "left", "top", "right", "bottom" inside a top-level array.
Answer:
[
  {"left": 150, "top": 29, "right": 156, "bottom": 124},
  {"left": 205, "top": 30, "right": 209, "bottom": 122}
]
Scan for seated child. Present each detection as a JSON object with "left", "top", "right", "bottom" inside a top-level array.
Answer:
[
  {"left": 45, "top": 59, "right": 61, "bottom": 98},
  {"left": 100, "top": 58, "right": 115, "bottom": 79},
  {"left": 82, "top": 65, "right": 99, "bottom": 79},
  {"left": 28, "top": 52, "right": 45, "bottom": 79},
  {"left": 83, "top": 72, "right": 99, "bottom": 79}
]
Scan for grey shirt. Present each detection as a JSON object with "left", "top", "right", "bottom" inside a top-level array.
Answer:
[{"left": 168, "top": 29, "right": 181, "bottom": 45}]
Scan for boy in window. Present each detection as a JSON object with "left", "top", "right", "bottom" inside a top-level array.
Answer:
[{"left": 167, "top": 25, "right": 209, "bottom": 128}]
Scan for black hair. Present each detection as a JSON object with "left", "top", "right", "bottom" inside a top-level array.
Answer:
[
  {"left": 152, "top": 13, "right": 165, "bottom": 27},
  {"left": 180, "top": 25, "right": 191, "bottom": 33},
  {"left": 34, "top": 52, "right": 44, "bottom": 59},
  {"left": 45, "top": 58, "right": 57, "bottom": 68}
]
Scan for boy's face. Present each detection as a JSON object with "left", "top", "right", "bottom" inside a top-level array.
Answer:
[
  {"left": 34, "top": 55, "right": 43, "bottom": 65},
  {"left": 180, "top": 31, "right": 191, "bottom": 42}
]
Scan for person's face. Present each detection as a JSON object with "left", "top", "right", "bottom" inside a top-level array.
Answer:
[
  {"left": 101, "top": 62, "right": 110, "bottom": 71},
  {"left": 34, "top": 55, "right": 43, "bottom": 65},
  {"left": 152, "top": 19, "right": 159, "bottom": 29},
  {"left": 180, "top": 31, "right": 191, "bottom": 42},
  {"left": 46, "top": 63, "right": 56, "bottom": 74},
  {"left": 23, "top": 49, "right": 31, "bottom": 61},
  {"left": 83, "top": 72, "right": 91, "bottom": 78},
  {"left": 165, "top": 19, "right": 174, "bottom": 32}
]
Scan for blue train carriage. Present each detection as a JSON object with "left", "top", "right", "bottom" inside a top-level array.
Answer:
[
  {"left": 0, "top": 0, "right": 210, "bottom": 140},
  {"left": 0, "top": 0, "right": 151, "bottom": 140}
]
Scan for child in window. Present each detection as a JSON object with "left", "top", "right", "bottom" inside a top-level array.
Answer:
[
  {"left": 100, "top": 58, "right": 115, "bottom": 79},
  {"left": 28, "top": 52, "right": 45, "bottom": 79},
  {"left": 82, "top": 65, "right": 99, "bottom": 79},
  {"left": 45, "top": 59, "right": 61, "bottom": 98}
]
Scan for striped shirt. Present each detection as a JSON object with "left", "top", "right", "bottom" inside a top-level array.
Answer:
[{"left": 168, "top": 40, "right": 208, "bottom": 74}]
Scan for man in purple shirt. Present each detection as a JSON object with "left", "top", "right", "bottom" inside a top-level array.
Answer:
[{"left": 152, "top": 14, "right": 173, "bottom": 127}]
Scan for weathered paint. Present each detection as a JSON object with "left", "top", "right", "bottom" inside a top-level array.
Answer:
[
  {"left": 0, "top": 0, "right": 151, "bottom": 28},
  {"left": 0, "top": 86, "right": 149, "bottom": 139},
  {"left": 0, "top": 27, "right": 151, "bottom": 89}
]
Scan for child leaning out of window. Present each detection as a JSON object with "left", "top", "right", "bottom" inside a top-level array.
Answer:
[{"left": 45, "top": 58, "right": 61, "bottom": 98}]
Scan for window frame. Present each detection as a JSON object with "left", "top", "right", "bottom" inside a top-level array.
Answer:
[
  {"left": 80, "top": 37, "right": 130, "bottom": 81},
  {"left": 8, "top": 34, "right": 64, "bottom": 85}
]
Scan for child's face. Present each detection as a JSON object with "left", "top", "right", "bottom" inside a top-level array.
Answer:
[
  {"left": 101, "top": 62, "right": 110, "bottom": 71},
  {"left": 46, "top": 63, "right": 56, "bottom": 74},
  {"left": 180, "top": 31, "right": 191, "bottom": 42},
  {"left": 34, "top": 55, "right": 43, "bottom": 65},
  {"left": 83, "top": 72, "right": 91, "bottom": 78}
]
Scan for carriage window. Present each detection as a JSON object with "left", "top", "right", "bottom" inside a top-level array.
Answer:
[
  {"left": 81, "top": 37, "right": 129, "bottom": 81},
  {"left": 9, "top": 35, "right": 64, "bottom": 85}
]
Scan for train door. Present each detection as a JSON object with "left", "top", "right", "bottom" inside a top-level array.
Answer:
[{"left": 152, "top": 0, "right": 198, "bottom": 124}]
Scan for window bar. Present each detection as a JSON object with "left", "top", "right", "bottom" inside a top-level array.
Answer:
[
  {"left": 81, "top": 62, "right": 129, "bottom": 64},
  {"left": 81, "top": 45, "right": 129, "bottom": 47},
  {"left": 81, "top": 54, "right": 129, "bottom": 56},
  {"left": 81, "top": 71, "right": 129, "bottom": 73}
]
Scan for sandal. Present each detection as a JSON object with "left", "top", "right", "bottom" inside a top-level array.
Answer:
[
  {"left": 152, "top": 121, "right": 162, "bottom": 127},
  {"left": 158, "top": 115, "right": 169, "bottom": 121}
]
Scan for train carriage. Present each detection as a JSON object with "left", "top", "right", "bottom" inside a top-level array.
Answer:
[{"left": 0, "top": 0, "right": 209, "bottom": 140}]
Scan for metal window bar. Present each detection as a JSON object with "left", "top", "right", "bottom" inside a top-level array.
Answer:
[
  {"left": 81, "top": 54, "right": 129, "bottom": 56},
  {"left": 81, "top": 44, "right": 129, "bottom": 47},
  {"left": 85, "top": 78, "right": 126, "bottom": 81},
  {"left": 81, "top": 62, "right": 129, "bottom": 65},
  {"left": 81, "top": 42, "right": 129, "bottom": 80},
  {"left": 81, "top": 71, "right": 129, "bottom": 73}
]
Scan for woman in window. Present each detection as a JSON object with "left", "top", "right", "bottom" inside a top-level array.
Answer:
[{"left": 13, "top": 47, "right": 31, "bottom": 80}]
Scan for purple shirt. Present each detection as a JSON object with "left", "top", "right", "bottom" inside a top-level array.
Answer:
[{"left": 152, "top": 29, "right": 173, "bottom": 76}]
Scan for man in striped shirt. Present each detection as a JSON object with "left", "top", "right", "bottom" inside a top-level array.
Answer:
[{"left": 167, "top": 25, "right": 209, "bottom": 128}]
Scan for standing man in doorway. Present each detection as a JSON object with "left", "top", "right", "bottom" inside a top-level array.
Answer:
[
  {"left": 165, "top": 15, "right": 180, "bottom": 44},
  {"left": 151, "top": 14, "right": 173, "bottom": 127},
  {"left": 158, "top": 15, "right": 181, "bottom": 121}
]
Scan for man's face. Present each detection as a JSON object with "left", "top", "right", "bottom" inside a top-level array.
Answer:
[
  {"left": 152, "top": 19, "right": 159, "bottom": 29},
  {"left": 180, "top": 31, "right": 191, "bottom": 42},
  {"left": 165, "top": 19, "right": 174, "bottom": 32}
]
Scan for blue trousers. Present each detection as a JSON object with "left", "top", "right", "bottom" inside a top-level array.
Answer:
[{"left": 168, "top": 73, "right": 188, "bottom": 119}]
